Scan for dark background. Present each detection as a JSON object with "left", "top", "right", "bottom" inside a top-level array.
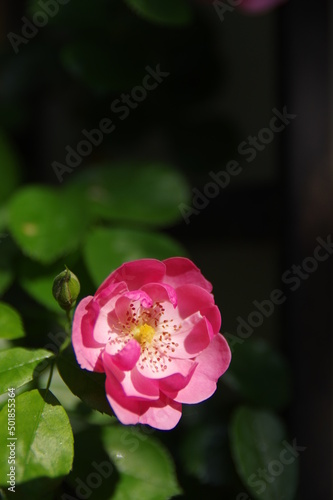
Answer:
[{"left": 0, "top": 0, "right": 332, "bottom": 498}]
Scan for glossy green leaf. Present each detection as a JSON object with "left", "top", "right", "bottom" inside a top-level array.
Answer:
[
  {"left": 124, "top": 0, "right": 192, "bottom": 26},
  {"left": 0, "top": 348, "right": 54, "bottom": 395},
  {"left": 57, "top": 344, "right": 113, "bottom": 416},
  {"left": 65, "top": 163, "right": 190, "bottom": 226},
  {"left": 223, "top": 340, "right": 292, "bottom": 410},
  {"left": 0, "top": 389, "right": 74, "bottom": 490},
  {"left": 0, "top": 302, "right": 25, "bottom": 340},
  {"left": 0, "top": 131, "right": 21, "bottom": 203},
  {"left": 102, "top": 425, "right": 182, "bottom": 499},
  {"left": 230, "top": 407, "right": 299, "bottom": 500},
  {"left": 83, "top": 226, "right": 186, "bottom": 286},
  {"left": 8, "top": 186, "right": 88, "bottom": 264}
]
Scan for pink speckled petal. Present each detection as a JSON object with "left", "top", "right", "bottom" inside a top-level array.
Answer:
[{"left": 174, "top": 334, "right": 231, "bottom": 404}]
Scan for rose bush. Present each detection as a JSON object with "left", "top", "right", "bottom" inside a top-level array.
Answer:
[{"left": 73, "top": 257, "right": 231, "bottom": 430}]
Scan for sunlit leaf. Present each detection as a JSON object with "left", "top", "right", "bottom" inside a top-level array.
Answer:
[
  {"left": 0, "top": 390, "right": 74, "bottom": 497},
  {"left": 0, "top": 348, "right": 54, "bottom": 395}
]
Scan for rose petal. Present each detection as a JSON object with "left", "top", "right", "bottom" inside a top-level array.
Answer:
[
  {"left": 138, "top": 394, "right": 182, "bottom": 430},
  {"left": 97, "top": 259, "right": 166, "bottom": 293},
  {"left": 174, "top": 334, "right": 231, "bottom": 404},
  {"left": 105, "top": 371, "right": 182, "bottom": 429},
  {"left": 176, "top": 284, "right": 215, "bottom": 319},
  {"left": 138, "top": 353, "right": 195, "bottom": 380},
  {"left": 141, "top": 282, "right": 177, "bottom": 308},
  {"left": 166, "top": 314, "right": 212, "bottom": 358},
  {"left": 72, "top": 296, "right": 105, "bottom": 372},
  {"left": 104, "top": 339, "right": 141, "bottom": 371},
  {"left": 163, "top": 257, "right": 212, "bottom": 292}
]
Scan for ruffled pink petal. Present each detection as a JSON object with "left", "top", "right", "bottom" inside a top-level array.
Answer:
[
  {"left": 159, "top": 364, "right": 197, "bottom": 398},
  {"left": 92, "top": 282, "right": 130, "bottom": 344},
  {"left": 72, "top": 296, "right": 105, "bottom": 372},
  {"left": 141, "top": 282, "right": 177, "bottom": 308},
  {"left": 167, "top": 314, "right": 212, "bottom": 358},
  {"left": 138, "top": 354, "right": 194, "bottom": 380},
  {"left": 97, "top": 259, "right": 166, "bottom": 293},
  {"left": 176, "top": 284, "right": 215, "bottom": 320},
  {"left": 239, "top": 0, "right": 287, "bottom": 13},
  {"left": 105, "top": 371, "right": 182, "bottom": 429},
  {"left": 163, "top": 257, "right": 212, "bottom": 292},
  {"left": 104, "top": 339, "right": 141, "bottom": 371},
  {"left": 174, "top": 334, "right": 231, "bottom": 404},
  {"left": 104, "top": 356, "right": 159, "bottom": 400},
  {"left": 200, "top": 305, "right": 221, "bottom": 336},
  {"left": 138, "top": 394, "right": 182, "bottom": 430},
  {"left": 105, "top": 370, "right": 142, "bottom": 425}
]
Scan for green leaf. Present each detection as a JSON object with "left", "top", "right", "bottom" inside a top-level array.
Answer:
[
  {"left": 124, "top": 0, "right": 192, "bottom": 26},
  {"left": 57, "top": 344, "right": 114, "bottom": 416},
  {"left": 0, "top": 348, "right": 54, "bottom": 395},
  {"left": 83, "top": 226, "right": 187, "bottom": 287},
  {"left": 8, "top": 186, "right": 88, "bottom": 264},
  {"left": 65, "top": 163, "right": 190, "bottom": 226},
  {"left": 223, "top": 340, "right": 292, "bottom": 410},
  {"left": 0, "top": 131, "right": 21, "bottom": 203},
  {"left": 0, "top": 389, "right": 74, "bottom": 492},
  {"left": 102, "top": 425, "right": 182, "bottom": 499},
  {"left": 230, "top": 407, "right": 299, "bottom": 500},
  {"left": 0, "top": 302, "right": 25, "bottom": 340}
]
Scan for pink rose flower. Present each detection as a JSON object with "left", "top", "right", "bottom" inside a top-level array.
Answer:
[{"left": 72, "top": 258, "right": 231, "bottom": 430}]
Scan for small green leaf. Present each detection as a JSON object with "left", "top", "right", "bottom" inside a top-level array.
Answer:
[
  {"left": 223, "top": 339, "right": 292, "bottom": 410},
  {"left": 230, "top": 407, "right": 299, "bottom": 500},
  {"left": 102, "top": 425, "right": 182, "bottom": 499},
  {"left": 57, "top": 344, "right": 113, "bottom": 416},
  {"left": 124, "top": 0, "right": 192, "bottom": 26},
  {"left": 0, "top": 389, "right": 74, "bottom": 490},
  {"left": 83, "top": 226, "right": 186, "bottom": 287},
  {"left": 0, "top": 302, "right": 25, "bottom": 340},
  {"left": 65, "top": 163, "right": 190, "bottom": 226},
  {"left": 0, "top": 348, "right": 54, "bottom": 395},
  {"left": 8, "top": 186, "right": 88, "bottom": 264}
]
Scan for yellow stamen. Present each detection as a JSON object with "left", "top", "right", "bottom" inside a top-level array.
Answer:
[{"left": 132, "top": 323, "right": 155, "bottom": 347}]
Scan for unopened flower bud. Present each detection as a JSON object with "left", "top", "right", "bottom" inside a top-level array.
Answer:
[{"left": 52, "top": 267, "right": 80, "bottom": 311}]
